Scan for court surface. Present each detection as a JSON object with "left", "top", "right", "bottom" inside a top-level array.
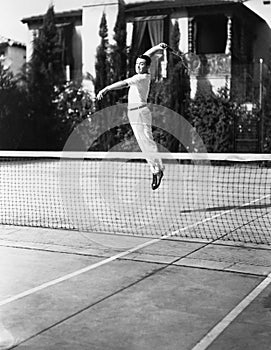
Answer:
[{"left": 1, "top": 225, "right": 271, "bottom": 350}]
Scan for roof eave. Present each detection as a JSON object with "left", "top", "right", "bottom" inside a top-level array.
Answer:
[
  {"left": 125, "top": 0, "right": 239, "bottom": 13},
  {"left": 21, "top": 9, "right": 82, "bottom": 26}
]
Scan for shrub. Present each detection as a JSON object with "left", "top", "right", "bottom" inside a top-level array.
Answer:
[
  {"left": 52, "top": 82, "right": 95, "bottom": 150},
  {"left": 185, "top": 88, "right": 237, "bottom": 153},
  {"left": 0, "top": 64, "right": 30, "bottom": 149}
]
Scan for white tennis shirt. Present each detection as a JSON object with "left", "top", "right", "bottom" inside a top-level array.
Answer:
[{"left": 125, "top": 73, "right": 151, "bottom": 109}]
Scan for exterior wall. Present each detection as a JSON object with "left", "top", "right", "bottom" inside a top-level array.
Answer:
[
  {"left": 73, "top": 26, "right": 83, "bottom": 82},
  {"left": 253, "top": 21, "right": 271, "bottom": 63},
  {"left": 1, "top": 45, "right": 26, "bottom": 76},
  {"left": 7, "top": 46, "right": 26, "bottom": 75},
  {"left": 25, "top": 30, "right": 34, "bottom": 63},
  {"left": 126, "top": 21, "right": 133, "bottom": 48},
  {"left": 25, "top": 24, "right": 41, "bottom": 63}
]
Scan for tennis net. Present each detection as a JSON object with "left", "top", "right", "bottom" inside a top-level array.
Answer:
[{"left": 0, "top": 151, "right": 270, "bottom": 245}]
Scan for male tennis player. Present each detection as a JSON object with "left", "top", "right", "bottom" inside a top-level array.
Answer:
[{"left": 97, "top": 42, "right": 168, "bottom": 190}]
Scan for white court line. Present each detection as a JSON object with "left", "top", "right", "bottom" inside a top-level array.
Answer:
[
  {"left": 1, "top": 194, "right": 269, "bottom": 307},
  {"left": 189, "top": 194, "right": 271, "bottom": 349},
  {"left": 0, "top": 237, "right": 163, "bottom": 307},
  {"left": 172, "top": 194, "right": 271, "bottom": 235},
  {"left": 191, "top": 273, "right": 271, "bottom": 350}
]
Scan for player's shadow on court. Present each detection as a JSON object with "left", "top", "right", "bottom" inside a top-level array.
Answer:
[{"left": 180, "top": 204, "right": 271, "bottom": 213}]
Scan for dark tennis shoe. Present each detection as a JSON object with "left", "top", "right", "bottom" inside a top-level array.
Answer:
[{"left": 152, "top": 170, "right": 164, "bottom": 190}]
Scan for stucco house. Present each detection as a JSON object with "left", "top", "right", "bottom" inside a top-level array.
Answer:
[
  {"left": 21, "top": 0, "right": 271, "bottom": 101},
  {"left": 0, "top": 36, "right": 26, "bottom": 76}
]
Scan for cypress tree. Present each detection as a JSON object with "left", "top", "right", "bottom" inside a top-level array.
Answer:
[
  {"left": 167, "top": 20, "right": 189, "bottom": 115},
  {"left": 95, "top": 12, "right": 110, "bottom": 109},
  {"left": 29, "top": 5, "right": 64, "bottom": 95},
  {"left": 93, "top": 12, "right": 115, "bottom": 149},
  {"left": 110, "top": 1, "right": 127, "bottom": 103},
  {"left": 27, "top": 5, "right": 64, "bottom": 149}
]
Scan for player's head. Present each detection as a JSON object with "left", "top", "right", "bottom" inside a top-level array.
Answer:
[{"left": 135, "top": 55, "right": 151, "bottom": 74}]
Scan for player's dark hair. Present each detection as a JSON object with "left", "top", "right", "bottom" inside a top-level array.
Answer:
[{"left": 137, "top": 54, "right": 151, "bottom": 67}]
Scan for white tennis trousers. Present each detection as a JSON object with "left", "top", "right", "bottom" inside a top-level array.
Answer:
[{"left": 128, "top": 106, "right": 163, "bottom": 175}]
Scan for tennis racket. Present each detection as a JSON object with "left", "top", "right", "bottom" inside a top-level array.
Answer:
[{"left": 166, "top": 47, "right": 200, "bottom": 72}]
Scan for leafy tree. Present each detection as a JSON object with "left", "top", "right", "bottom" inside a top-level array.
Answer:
[
  {"left": 26, "top": 5, "right": 65, "bottom": 149},
  {"left": 52, "top": 82, "right": 95, "bottom": 149},
  {"left": 0, "top": 63, "right": 29, "bottom": 149},
  {"left": 0, "top": 63, "right": 15, "bottom": 90}
]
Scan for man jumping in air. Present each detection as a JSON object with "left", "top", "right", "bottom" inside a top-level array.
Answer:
[{"left": 97, "top": 42, "right": 167, "bottom": 190}]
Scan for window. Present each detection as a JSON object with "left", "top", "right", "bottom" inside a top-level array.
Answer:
[
  {"left": 195, "top": 15, "right": 227, "bottom": 54},
  {"left": 56, "top": 23, "right": 74, "bottom": 70},
  {"left": 129, "top": 15, "right": 169, "bottom": 79}
]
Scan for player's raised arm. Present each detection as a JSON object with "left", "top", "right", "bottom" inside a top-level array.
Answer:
[
  {"left": 97, "top": 80, "right": 128, "bottom": 100},
  {"left": 143, "top": 42, "right": 168, "bottom": 57}
]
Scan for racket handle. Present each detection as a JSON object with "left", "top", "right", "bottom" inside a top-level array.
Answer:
[
  {"left": 166, "top": 46, "right": 181, "bottom": 57},
  {"left": 166, "top": 46, "right": 174, "bottom": 52}
]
